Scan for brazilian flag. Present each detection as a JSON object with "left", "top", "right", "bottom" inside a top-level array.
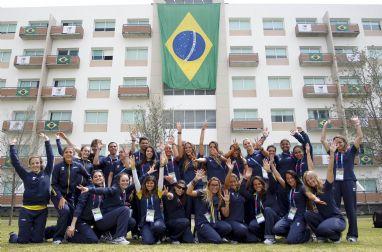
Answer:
[
  {"left": 318, "top": 119, "right": 331, "bottom": 128},
  {"left": 158, "top": 4, "right": 220, "bottom": 90},
  {"left": 336, "top": 24, "right": 349, "bottom": 31},
  {"left": 309, "top": 53, "right": 323, "bottom": 61},
  {"left": 57, "top": 55, "right": 72, "bottom": 64},
  {"left": 24, "top": 26, "right": 36, "bottom": 34},
  {"left": 16, "top": 87, "right": 30, "bottom": 96},
  {"left": 44, "top": 120, "right": 59, "bottom": 131},
  {"left": 348, "top": 84, "right": 361, "bottom": 93},
  {"left": 360, "top": 154, "right": 373, "bottom": 165}
]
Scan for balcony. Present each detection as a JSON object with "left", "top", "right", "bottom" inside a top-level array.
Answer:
[
  {"left": 299, "top": 53, "right": 333, "bottom": 66},
  {"left": 231, "top": 118, "right": 264, "bottom": 132},
  {"left": 341, "top": 84, "right": 370, "bottom": 98},
  {"left": 14, "top": 56, "right": 43, "bottom": 69},
  {"left": 295, "top": 23, "right": 328, "bottom": 37},
  {"left": 122, "top": 24, "right": 151, "bottom": 38},
  {"left": 46, "top": 55, "right": 80, "bottom": 68},
  {"left": 118, "top": 85, "right": 149, "bottom": 98},
  {"left": 336, "top": 53, "right": 362, "bottom": 67},
  {"left": 2, "top": 120, "right": 34, "bottom": 132},
  {"left": 0, "top": 87, "right": 38, "bottom": 99},
  {"left": 331, "top": 23, "right": 360, "bottom": 37},
  {"left": 306, "top": 118, "right": 344, "bottom": 131},
  {"left": 302, "top": 84, "right": 338, "bottom": 98},
  {"left": 41, "top": 86, "right": 77, "bottom": 99},
  {"left": 19, "top": 26, "right": 47, "bottom": 40},
  {"left": 229, "top": 53, "right": 259, "bottom": 67},
  {"left": 36, "top": 120, "right": 73, "bottom": 133},
  {"left": 50, "top": 25, "right": 84, "bottom": 39}
]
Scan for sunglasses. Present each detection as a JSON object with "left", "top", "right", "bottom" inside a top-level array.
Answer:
[{"left": 176, "top": 185, "right": 186, "bottom": 190}]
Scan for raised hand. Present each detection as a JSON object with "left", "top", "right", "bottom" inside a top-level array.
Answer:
[
  {"left": 305, "top": 143, "right": 310, "bottom": 153},
  {"left": 262, "top": 159, "right": 271, "bottom": 173},
  {"left": 351, "top": 116, "right": 360, "bottom": 126},
  {"left": 329, "top": 141, "right": 338, "bottom": 153},
  {"left": 297, "top": 126, "right": 303, "bottom": 133},
  {"left": 130, "top": 128, "right": 137, "bottom": 142},
  {"left": 226, "top": 158, "right": 233, "bottom": 170},
  {"left": 148, "top": 163, "right": 157, "bottom": 175},
  {"left": 244, "top": 167, "right": 252, "bottom": 180},
  {"left": 223, "top": 189, "right": 230, "bottom": 203},
  {"left": 262, "top": 127, "right": 269, "bottom": 138},
  {"left": 202, "top": 121, "right": 208, "bottom": 131},
  {"left": 160, "top": 152, "right": 168, "bottom": 167},
  {"left": 38, "top": 132, "right": 49, "bottom": 141},
  {"left": 129, "top": 156, "right": 136, "bottom": 169},
  {"left": 194, "top": 169, "right": 206, "bottom": 181},
  {"left": 176, "top": 122, "right": 182, "bottom": 133},
  {"left": 290, "top": 128, "right": 298, "bottom": 136},
  {"left": 56, "top": 131, "right": 66, "bottom": 139},
  {"left": 76, "top": 185, "right": 89, "bottom": 193},
  {"left": 323, "top": 119, "right": 331, "bottom": 128}
]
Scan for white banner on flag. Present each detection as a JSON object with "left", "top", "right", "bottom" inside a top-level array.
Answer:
[
  {"left": 9, "top": 121, "right": 24, "bottom": 131},
  {"left": 63, "top": 25, "right": 76, "bottom": 34},
  {"left": 16, "top": 56, "right": 30, "bottom": 65},
  {"left": 346, "top": 53, "right": 360, "bottom": 62},
  {"left": 298, "top": 24, "right": 312, "bottom": 32},
  {"left": 51, "top": 87, "right": 66, "bottom": 96},
  {"left": 313, "top": 85, "right": 328, "bottom": 94},
  {"left": 321, "top": 155, "right": 330, "bottom": 165}
]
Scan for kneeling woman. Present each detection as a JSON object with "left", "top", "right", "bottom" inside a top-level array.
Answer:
[
  {"left": 303, "top": 142, "right": 346, "bottom": 243},
  {"left": 77, "top": 172, "right": 135, "bottom": 245},
  {"left": 9, "top": 133, "right": 54, "bottom": 244},
  {"left": 187, "top": 170, "right": 232, "bottom": 244},
  {"left": 131, "top": 155, "right": 167, "bottom": 245},
  {"left": 268, "top": 160, "right": 326, "bottom": 244}
]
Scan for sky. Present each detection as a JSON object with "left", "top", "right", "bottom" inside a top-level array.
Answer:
[{"left": 0, "top": 0, "right": 381, "bottom": 8}]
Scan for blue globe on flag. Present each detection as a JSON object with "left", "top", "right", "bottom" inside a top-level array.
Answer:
[{"left": 172, "top": 30, "right": 206, "bottom": 61}]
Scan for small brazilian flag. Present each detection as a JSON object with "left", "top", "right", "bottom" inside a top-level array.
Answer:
[
  {"left": 158, "top": 4, "right": 220, "bottom": 90},
  {"left": 360, "top": 154, "right": 373, "bottom": 165},
  {"left": 309, "top": 53, "right": 323, "bottom": 61},
  {"left": 56, "top": 55, "right": 72, "bottom": 64},
  {"left": 24, "top": 26, "right": 36, "bottom": 34},
  {"left": 45, "top": 120, "right": 59, "bottom": 131},
  {"left": 348, "top": 84, "right": 361, "bottom": 93},
  {"left": 336, "top": 24, "right": 349, "bottom": 31},
  {"left": 16, "top": 87, "right": 30, "bottom": 96},
  {"left": 319, "top": 119, "right": 331, "bottom": 128}
]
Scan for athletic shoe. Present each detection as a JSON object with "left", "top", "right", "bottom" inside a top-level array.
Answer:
[
  {"left": 171, "top": 241, "right": 180, "bottom": 245},
  {"left": 156, "top": 240, "right": 161, "bottom": 245},
  {"left": 52, "top": 240, "right": 62, "bottom": 245},
  {"left": 111, "top": 237, "right": 130, "bottom": 245},
  {"left": 347, "top": 237, "right": 357, "bottom": 243},
  {"left": 8, "top": 232, "right": 17, "bottom": 243},
  {"left": 230, "top": 240, "right": 238, "bottom": 244},
  {"left": 132, "top": 234, "right": 139, "bottom": 240},
  {"left": 264, "top": 238, "right": 276, "bottom": 245},
  {"left": 222, "top": 238, "right": 229, "bottom": 243},
  {"left": 316, "top": 237, "right": 327, "bottom": 243},
  {"left": 100, "top": 232, "right": 113, "bottom": 243},
  {"left": 332, "top": 238, "right": 341, "bottom": 244}
]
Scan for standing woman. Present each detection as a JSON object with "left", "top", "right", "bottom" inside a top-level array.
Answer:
[
  {"left": 139, "top": 146, "right": 160, "bottom": 180},
  {"left": 320, "top": 117, "right": 363, "bottom": 242},
  {"left": 186, "top": 170, "right": 232, "bottom": 244},
  {"left": 291, "top": 127, "right": 314, "bottom": 179},
  {"left": 304, "top": 142, "right": 346, "bottom": 243},
  {"left": 8, "top": 133, "right": 54, "bottom": 244},
  {"left": 225, "top": 143, "right": 248, "bottom": 179},
  {"left": 163, "top": 136, "right": 181, "bottom": 188},
  {"left": 268, "top": 160, "right": 326, "bottom": 244},
  {"left": 243, "top": 138, "right": 269, "bottom": 179},
  {"left": 131, "top": 154, "right": 167, "bottom": 245}
]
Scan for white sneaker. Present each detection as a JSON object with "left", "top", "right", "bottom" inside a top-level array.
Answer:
[
  {"left": 332, "top": 238, "right": 341, "bottom": 244},
  {"left": 112, "top": 237, "right": 130, "bottom": 245},
  {"left": 347, "top": 237, "right": 357, "bottom": 243},
  {"left": 264, "top": 238, "right": 276, "bottom": 245},
  {"left": 52, "top": 240, "right": 62, "bottom": 245},
  {"left": 230, "top": 240, "right": 238, "bottom": 244},
  {"left": 222, "top": 238, "right": 229, "bottom": 243},
  {"left": 100, "top": 232, "right": 113, "bottom": 243},
  {"left": 171, "top": 241, "right": 180, "bottom": 244},
  {"left": 156, "top": 240, "right": 161, "bottom": 245}
]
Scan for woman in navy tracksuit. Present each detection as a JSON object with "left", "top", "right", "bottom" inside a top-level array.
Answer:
[
  {"left": 139, "top": 146, "right": 160, "bottom": 181},
  {"left": 8, "top": 133, "right": 53, "bottom": 244},
  {"left": 163, "top": 139, "right": 181, "bottom": 188},
  {"left": 243, "top": 138, "right": 269, "bottom": 179},
  {"left": 51, "top": 146, "right": 92, "bottom": 244},
  {"left": 186, "top": 171, "right": 232, "bottom": 244},
  {"left": 77, "top": 172, "right": 135, "bottom": 244},
  {"left": 222, "top": 160, "right": 259, "bottom": 243},
  {"left": 225, "top": 143, "right": 248, "bottom": 179},
  {"left": 304, "top": 142, "right": 346, "bottom": 243},
  {"left": 162, "top": 180, "right": 194, "bottom": 244},
  {"left": 320, "top": 118, "right": 363, "bottom": 242},
  {"left": 131, "top": 154, "right": 167, "bottom": 245},
  {"left": 291, "top": 127, "right": 313, "bottom": 179},
  {"left": 266, "top": 160, "right": 326, "bottom": 244}
]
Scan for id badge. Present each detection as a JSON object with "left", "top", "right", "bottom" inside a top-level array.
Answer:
[
  {"left": 168, "top": 172, "right": 177, "bottom": 183},
  {"left": 204, "top": 212, "right": 212, "bottom": 223},
  {"left": 129, "top": 209, "right": 133, "bottom": 218},
  {"left": 336, "top": 169, "right": 344, "bottom": 181},
  {"left": 256, "top": 213, "right": 265, "bottom": 224},
  {"left": 288, "top": 207, "right": 297, "bottom": 220},
  {"left": 146, "top": 209, "right": 155, "bottom": 223},
  {"left": 92, "top": 208, "right": 103, "bottom": 221},
  {"left": 262, "top": 169, "right": 268, "bottom": 179}
]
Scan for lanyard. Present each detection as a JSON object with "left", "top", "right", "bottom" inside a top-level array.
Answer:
[
  {"left": 232, "top": 159, "right": 241, "bottom": 175},
  {"left": 248, "top": 156, "right": 262, "bottom": 169},
  {"left": 120, "top": 191, "right": 126, "bottom": 203},
  {"left": 66, "top": 163, "right": 71, "bottom": 195},
  {"left": 92, "top": 194, "right": 102, "bottom": 208},
  {"left": 295, "top": 160, "right": 304, "bottom": 174},
  {"left": 166, "top": 156, "right": 174, "bottom": 174},
  {"left": 210, "top": 202, "right": 216, "bottom": 223},
  {"left": 146, "top": 196, "right": 154, "bottom": 210},
  {"left": 289, "top": 188, "right": 296, "bottom": 207},
  {"left": 336, "top": 152, "right": 344, "bottom": 169},
  {"left": 210, "top": 156, "right": 224, "bottom": 170},
  {"left": 254, "top": 193, "right": 263, "bottom": 215}
]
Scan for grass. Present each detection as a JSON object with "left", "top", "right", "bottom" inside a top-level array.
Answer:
[{"left": 0, "top": 216, "right": 381, "bottom": 251}]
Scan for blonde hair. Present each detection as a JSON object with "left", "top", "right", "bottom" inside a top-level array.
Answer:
[
  {"left": 203, "top": 177, "right": 223, "bottom": 209},
  {"left": 303, "top": 171, "right": 324, "bottom": 194},
  {"left": 28, "top": 155, "right": 44, "bottom": 171}
]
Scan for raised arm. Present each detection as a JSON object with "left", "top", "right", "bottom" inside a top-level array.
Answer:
[
  {"left": 158, "top": 152, "right": 166, "bottom": 194},
  {"left": 92, "top": 141, "right": 103, "bottom": 166},
  {"left": 239, "top": 168, "right": 252, "bottom": 199},
  {"left": 267, "top": 159, "right": 285, "bottom": 188},
  {"left": 351, "top": 117, "right": 363, "bottom": 150},
  {"left": 186, "top": 170, "right": 205, "bottom": 197},
  {"left": 57, "top": 132, "right": 80, "bottom": 155},
  {"left": 220, "top": 189, "right": 230, "bottom": 218},
  {"left": 9, "top": 139, "right": 27, "bottom": 180},
  {"left": 224, "top": 158, "right": 233, "bottom": 190},
  {"left": 199, "top": 121, "right": 208, "bottom": 156},
  {"left": 327, "top": 142, "right": 336, "bottom": 183},
  {"left": 130, "top": 129, "right": 137, "bottom": 154},
  {"left": 41, "top": 133, "right": 54, "bottom": 175},
  {"left": 176, "top": 122, "right": 184, "bottom": 160},
  {"left": 306, "top": 143, "right": 314, "bottom": 171},
  {"left": 55, "top": 135, "right": 64, "bottom": 157},
  {"left": 320, "top": 120, "right": 331, "bottom": 152}
]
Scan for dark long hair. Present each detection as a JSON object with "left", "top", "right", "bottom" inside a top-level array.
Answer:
[
  {"left": 142, "top": 146, "right": 156, "bottom": 165},
  {"left": 285, "top": 170, "right": 303, "bottom": 190},
  {"left": 141, "top": 175, "right": 158, "bottom": 198}
]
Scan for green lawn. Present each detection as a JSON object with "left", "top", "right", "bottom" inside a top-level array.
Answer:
[{"left": 0, "top": 216, "right": 381, "bottom": 251}]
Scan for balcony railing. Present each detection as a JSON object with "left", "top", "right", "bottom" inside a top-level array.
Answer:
[
  {"left": 229, "top": 53, "right": 259, "bottom": 67},
  {"left": 118, "top": 85, "right": 149, "bottom": 98},
  {"left": 122, "top": 24, "right": 151, "bottom": 38},
  {"left": 50, "top": 25, "right": 84, "bottom": 39},
  {"left": 231, "top": 118, "right": 263, "bottom": 131},
  {"left": 299, "top": 53, "right": 333, "bottom": 66},
  {"left": 302, "top": 84, "right": 338, "bottom": 98},
  {"left": 19, "top": 26, "right": 47, "bottom": 40},
  {"left": 295, "top": 23, "right": 328, "bottom": 37}
]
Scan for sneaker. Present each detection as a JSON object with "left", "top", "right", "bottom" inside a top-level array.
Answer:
[
  {"left": 132, "top": 234, "right": 139, "bottom": 240},
  {"left": 264, "top": 238, "right": 276, "bottom": 245},
  {"left": 171, "top": 241, "right": 180, "bottom": 245},
  {"left": 9, "top": 232, "right": 17, "bottom": 243},
  {"left": 347, "top": 237, "right": 357, "bottom": 243},
  {"left": 100, "top": 232, "right": 113, "bottom": 243},
  {"left": 156, "top": 240, "right": 161, "bottom": 245},
  {"left": 52, "top": 240, "right": 62, "bottom": 245},
  {"left": 112, "top": 237, "right": 130, "bottom": 245},
  {"left": 222, "top": 238, "right": 229, "bottom": 243},
  {"left": 230, "top": 240, "right": 238, "bottom": 244},
  {"left": 332, "top": 238, "right": 341, "bottom": 244}
]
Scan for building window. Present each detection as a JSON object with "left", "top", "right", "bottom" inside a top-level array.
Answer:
[
  {"left": 368, "top": 46, "right": 382, "bottom": 59},
  {"left": 88, "top": 79, "right": 111, "bottom": 91},
  {"left": 0, "top": 50, "right": 11, "bottom": 63},
  {"left": 334, "top": 47, "right": 357, "bottom": 54},
  {"left": 312, "top": 143, "right": 327, "bottom": 155},
  {"left": 91, "top": 49, "right": 113, "bottom": 60},
  {"left": 163, "top": 85, "right": 215, "bottom": 95},
  {"left": 330, "top": 18, "right": 349, "bottom": 25},
  {"left": 308, "top": 109, "right": 330, "bottom": 120},
  {"left": 123, "top": 77, "right": 147, "bottom": 87},
  {"left": 362, "top": 19, "right": 381, "bottom": 31},
  {"left": 339, "top": 76, "right": 359, "bottom": 85},
  {"left": 268, "top": 77, "right": 290, "bottom": 89},
  {"left": 0, "top": 79, "right": 5, "bottom": 88},
  {"left": 23, "top": 49, "right": 44, "bottom": 56},
  {"left": 358, "top": 179, "right": 377, "bottom": 192},
  {"left": 13, "top": 111, "right": 35, "bottom": 121},
  {"left": 230, "top": 46, "right": 253, "bottom": 54},
  {"left": 61, "top": 20, "right": 82, "bottom": 26},
  {"left": 165, "top": 0, "right": 212, "bottom": 3},
  {"left": 304, "top": 76, "right": 326, "bottom": 85},
  {"left": 58, "top": 49, "right": 79, "bottom": 56},
  {"left": 0, "top": 23, "right": 17, "bottom": 33},
  {"left": 233, "top": 109, "right": 258, "bottom": 120},
  {"left": 265, "top": 47, "right": 287, "bottom": 59},
  {"left": 271, "top": 109, "right": 294, "bottom": 123},
  {"left": 50, "top": 111, "right": 72, "bottom": 121},
  {"left": 263, "top": 18, "right": 284, "bottom": 30},
  {"left": 296, "top": 18, "right": 317, "bottom": 24},
  {"left": 299, "top": 47, "right": 321, "bottom": 54},
  {"left": 126, "top": 48, "right": 148, "bottom": 61},
  {"left": 164, "top": 110, "right": 216, "bottom": 129},
  {"left": 127, "top": 19, "right": 149, "bottom": 25},
  {"left": 232, "top": 77, "right": 255, "bottom": 90},
  {"left": 229, "top": 18, "right": 251, "bottom": 31},
  {"left": 18, "top": 79, "right": 39, "bottom": 88},
  {"left": 53, "top": 79, "right": 75, "bottom": 87},
  {"left": 28, "top": 21, "right": 48, "bottom": 27},
  {"left": 85, "top": 111, "right": 108, "bottom": 124},
  {"left": 121, "top": 110, "right": 140, "bottom": 124},
  {"left": 94, "top": 20, "right": 115, "bottom": 31}
]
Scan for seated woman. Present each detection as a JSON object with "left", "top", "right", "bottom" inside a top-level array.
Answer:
[
  {"left": 9, "top": 133, "right": 53, "bottom": 244},
  {"left": 303, "top": 142, "right": 346, "bottom": 243},
  {"left": 186, "top": 170, "right": 232, "bottom": 244}
]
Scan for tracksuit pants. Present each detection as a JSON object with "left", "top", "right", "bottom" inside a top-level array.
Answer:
[
  {"left": 166, "top": 218, "right": 194, "bottom": 243},
  {"left": 196, "top": 220, "right": 231, "bottom": 244},
  {"left": 304, "top": 211, "right": 346, "bottom": 241},
  {"left": 141, "top": 219, "right": 166, "bottom": 245}
]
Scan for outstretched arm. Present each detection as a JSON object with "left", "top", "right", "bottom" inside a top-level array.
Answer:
[
  {"left": 351, "top": 117, "right": 363, "bottom": 150},
  {"left": 199, "top": 121, "right": 208, "bottom": 156},
  {"left": 320, "top": 120, "right": 331, "bottom": 152},
  {"left": 327, "top": 142, "right": 336, "bottom": 183},
  {"left": 306, "top": 143, "right": 314, "bottom": 171},
  {"left": 267, "top": 159, "right": 285, "bottom": 188}
]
